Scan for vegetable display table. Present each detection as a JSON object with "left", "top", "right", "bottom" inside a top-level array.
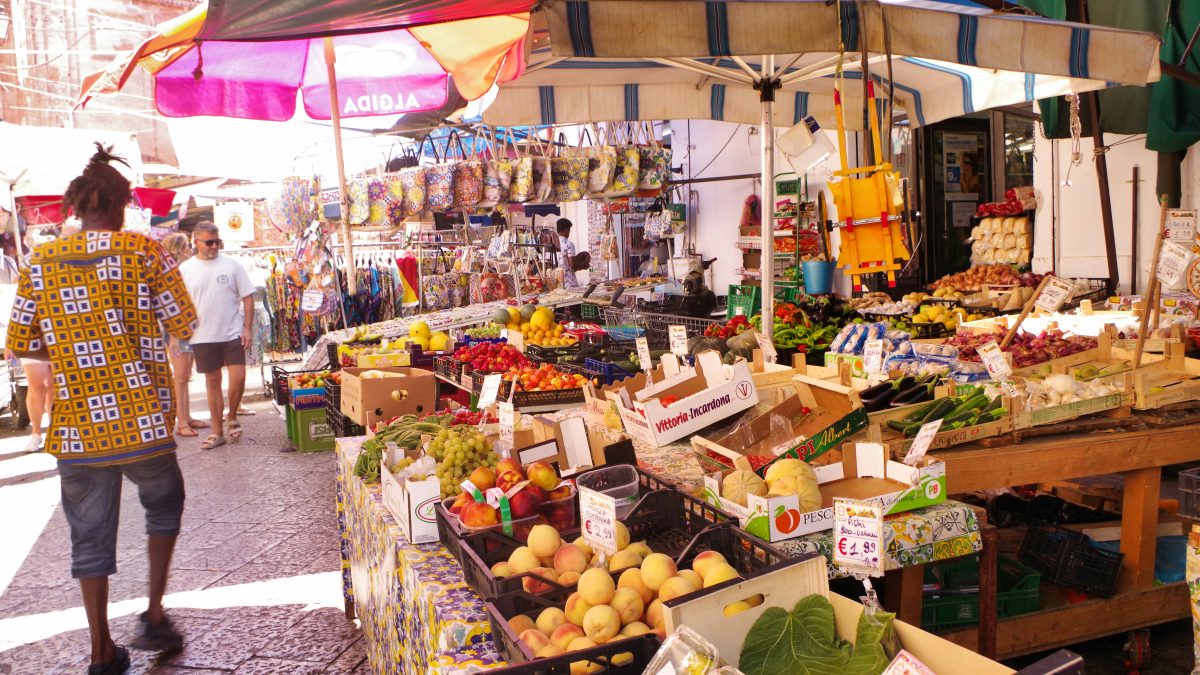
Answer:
[
  {"left": 334, "top": 430, "right": 982, "bottom": 672},
  {"left": 929, "top": 424, "right": 1200, "bottom": 659}
]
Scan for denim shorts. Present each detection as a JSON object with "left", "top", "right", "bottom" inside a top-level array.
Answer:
[{"left": 58, "top": 453, "right": 186, "bottom": 579}]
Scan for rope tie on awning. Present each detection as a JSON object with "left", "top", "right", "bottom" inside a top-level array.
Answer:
[{"left": 192, "top": 41, "right": 204, "bottom": 81}]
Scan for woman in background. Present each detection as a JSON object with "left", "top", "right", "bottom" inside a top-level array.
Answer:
[{"left": 162, "top": 233, "right": 207, "bottom": 437}]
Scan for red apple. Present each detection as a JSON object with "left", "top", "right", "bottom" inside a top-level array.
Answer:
[
  {"left": 507, "top": 484, "right": 547, "bottom": 519},
  {"left": 461, "top": 501, "right": 501, "bottom": 528},
  {"left": 526, "top": 461, "right": 559, "bottom": 492}
]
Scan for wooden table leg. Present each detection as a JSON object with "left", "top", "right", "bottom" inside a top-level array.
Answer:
[
  {"left": 978, "top": 524, "right": 998, "bottom": 659},
  {"left": 883, "top": 564, "right": 924, "bottom": 626},
  {"left": 1120, "top": 466, "right": 1161, "bottom": 590}
]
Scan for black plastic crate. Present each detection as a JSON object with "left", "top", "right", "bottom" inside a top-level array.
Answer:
[
  {"left": 1179, "top": 467, "right": 1200, "bottom": 520},
  {"left": 435, "top": 355, "right": 467, "bottom": 382},
  {"left": 443, "top": 468, "right": 759, "bottom": 599},
  {"left": 271, "top": 366, "right": 330, "bottom": 406},
  {"left": 325, "top": 381, "right": 342, "bottom": 408},
  {"left": 486, "top": 588, "right": 660, "bottom": 673},
  {"left": 1019, "top": 525, "right": 1123, "bottom": 597},
  {"left": 525, "top": 343, "right": 581, "bottom": 365},
  {"left": 325, "top": 401, "right": 366, "bottom": 437}
]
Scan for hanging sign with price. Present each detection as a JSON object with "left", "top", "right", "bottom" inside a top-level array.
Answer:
[
  {"left": 1033, "top": 277, "right": 1075, "bottom": 313},
  {"left": 477, "top": 373, "right": 502, "bottom": 409},
  {"left": 863, "top": 340, "right": 885, "bottom": 374},
  {"left": 977, "top": 341, "right": 1012, "bottom": 380},
  {"left": 668, "top": 325, "right": 688, "bottom": 357},
  {"left": 635, "top": 337, "right": 652, "bottom": 372},
  {"left": 1164, "top": 209, "right": 1196, "bottom": 243},
  {"left": 497, "top": 401, "right": 515, "bottom": 448},
  {"left": 1157, "top": 240, "right": 1193, "bottom": 287},
  {"left": 903, "top": 418, "right": 943, "bottom": 466},
  {"left": 753, "top": 331, "right": 778, "bottom": 364},
  {"left": 833, "top": 498, "right": 884, "bottom": 575}
]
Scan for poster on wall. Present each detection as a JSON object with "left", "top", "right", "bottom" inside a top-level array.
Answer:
[
  {"left": 951, "top": 202, "right": 976, "bottom": 229},
  {"left": 943, "top": 132, "right": 983, "bottom": 201},
  {"left": 215, "top": 202, "right": 256, "bottom": 243}
]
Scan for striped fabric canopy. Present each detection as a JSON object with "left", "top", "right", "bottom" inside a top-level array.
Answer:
[{"left": 484, "top": 0, "right": 1161, "bottom": 129}]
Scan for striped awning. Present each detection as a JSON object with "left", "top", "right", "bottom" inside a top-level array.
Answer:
[{"left": 484, "top": 0, "right": 1161, "bottom": 129}]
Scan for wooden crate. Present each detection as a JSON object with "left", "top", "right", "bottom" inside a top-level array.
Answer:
[
  {"left": 867, "top": 394, "right": 1015, "bottom": 458},
  {"left": 1111, "top": 342, "right": 1200, "bottom": 409}
]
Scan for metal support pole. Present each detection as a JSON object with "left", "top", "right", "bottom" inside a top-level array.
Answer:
[{"left": 758, "top": 56, "right": 778, "bottom": 340}]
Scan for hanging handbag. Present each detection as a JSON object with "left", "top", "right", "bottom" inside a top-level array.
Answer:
[
  {"left": 599, "top": 211, "right": 619, "bottom": 261},
  {"left": 478, "top": 126, "right": 513, "bottom": 208},
  {"left": 346, "top": 178, "right": 370, "bottom": 226},
  {"left": 551, "top": 128, "right": 590, "bottom": 203},
  {"left": 585, "top": 124, "right": 617, "bottom": 196},
  {"left": 644, "top": 197, "right": 672, "bottom": 239},
  {"left": 528, "top": 128, "right": 554, "bottom": 204},
  {"left": 451, "top": 131, "right": 484, "bottom": 210},
  {"left": 384, "top": 172, "right": 406, "bottom": 226},
  {"left": 424, "top": 134, "right": 457, "bottom": 212},
  {"left": 398, "top": 143, "right": 428, "bottom": 217},
  {"left": 507, "top": 127, "right": 534, "bottom": 204},
  {"left": 593, "top": 122, "right": 640, "bottom": 198},
  {"left": 636, "top": 121, "right": 670, "bottom": 194}
]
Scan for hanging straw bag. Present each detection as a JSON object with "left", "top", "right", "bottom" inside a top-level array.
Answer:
[
  {"left": 599, "top": 211, "right": 619, "bottom": 261},
  {"left": 452, "top": 131, "right": 484, "bottom": 209},
  {"left": 398, "top": 143, "right": 428, "bottom": 217},
  {"left": 528, "top": 128, "right": 554, "bottom": 204},
  {"left": 644, "top": 197, "right": 672, "bottom": 239},
  {"left": 593, "top": 123, "right": 640, "bottom": 198},
  {"left": 384, "top": 172, "right": 407, "bottom": 226},
  {"left": 585, "top": 124, "right": 617, "bottom": 195},
  {"left": 346, "top": 178, "right": 370, "bottom": 226},
  {"left": 636, "top": 122, "right": 670, "bottom": 194},
  {"left": 507, "top": 128, "right": 535, "bottom": 204},
  {"left": 424, "top": 134, "right": 458, "bottom": 212},
  {"left": 478, "top": 127, "right": 513, "bottom": 208},
  {"left": 551, "top": 128, "right": 590, "bottom": 203}
]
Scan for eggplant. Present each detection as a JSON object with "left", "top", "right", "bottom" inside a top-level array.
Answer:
[
  {"left": 859, "top": 376, "right": 916, "bottom": 412},
  {"left": 889, "top": 375, "right": 937, "bottom": 407}
]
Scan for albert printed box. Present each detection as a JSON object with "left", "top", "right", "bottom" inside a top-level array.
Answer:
[
  {"left": 612, "top": 351, "right": 760, "bottom": 447},
  {"left": 380, "top": 446, "right": 441, "bottom": 544},
  {"left": 701, "top": 442, "right": 946, "bottom": 542}
]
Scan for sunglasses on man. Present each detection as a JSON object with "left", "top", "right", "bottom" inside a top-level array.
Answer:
[{"left": 195, "top": 238, "right": 221, "bottom": 247}]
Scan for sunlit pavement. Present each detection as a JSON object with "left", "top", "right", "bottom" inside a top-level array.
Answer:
[{"left": 0, "top": 369, "right": 365, "bottom": 674}]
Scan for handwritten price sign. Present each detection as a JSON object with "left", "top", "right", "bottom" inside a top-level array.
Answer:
[
  {"left": 977, "top": 341, "right": 1012, "bottom": 380},
  {"left": 1157, "top": 240, "right": 1193, "bottom": 287},
  {"left": 863, "top": 340, "right": 885, "bottom": 374},
  {"left": 1034, "top": 277, "right": 1075, "bottom": 314},
  {"left": 833, "top": 498, "right": 884, "bottom": 575},
  {"left": 668, "top": 325, "right": 688, "bottom": 357},
  {"left": 635, "top": 337, "right": 652, "bottom": 373}
]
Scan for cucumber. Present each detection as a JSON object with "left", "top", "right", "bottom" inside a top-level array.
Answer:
[
  {"left": 982, "top": 395, "right": 1003, "bottom": 413},
  {"left": 948, "top": 393, "right": 988, "bottom": 417},
  {"left": 943, "top": 408, "right": 978, "bottom": 424},
  {"left": 887, "top": 420, "right": 910, "bottom": 432},
  {"left": 901, "top": 400, "right": 938, "bottom": 423},
  {"left": 920, "top": 398, "right": 956, "bottom": 424},
  {"left": 903, "top": 420, "right": 926, "bottom": 437}
]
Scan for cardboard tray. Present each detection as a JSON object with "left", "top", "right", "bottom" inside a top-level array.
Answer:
[
  {"left": 700, "top": 441, "right": 945, "bottom": 542},
  {"left": 660, "top": 554, "right": 1015, "bottom": 674},
  {"left": 339, "top": 366, "right": 437, "bottom": 426},
  {"left": 692, "top": 377, "right": 867, "bottom": 476}
]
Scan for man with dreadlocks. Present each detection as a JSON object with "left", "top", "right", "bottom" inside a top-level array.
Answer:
[{"left": 6, "top": 144, "right": 198, "bottom": 673}]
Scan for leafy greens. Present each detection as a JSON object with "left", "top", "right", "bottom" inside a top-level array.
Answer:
[{"left": 738, "top": 594, "right": 896, "bottom": 675}]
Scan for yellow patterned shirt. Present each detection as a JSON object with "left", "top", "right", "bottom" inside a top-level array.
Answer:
[{"left": 6, "top": 231, "right": 197, "bottom": 466}]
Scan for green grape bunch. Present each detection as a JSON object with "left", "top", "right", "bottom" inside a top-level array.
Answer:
[{"left": 428, "top": 427, "right": 500, "bottom": 499}]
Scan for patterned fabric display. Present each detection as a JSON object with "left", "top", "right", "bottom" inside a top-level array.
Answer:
[
  {"left": 366, "top": 179, "right": 389, "bottom": 227},
  {"left": 399, "top": 166, "right": 427, "bottom": 217},
  {"left": 551, "top": 152, "right": 589, "bottom": 203},
  {"left": 453, "top": 162, "right": 483, "bottom": 210},
  {"left": 347, "top": 179, "right": 369, "bottom": 226},
  {"left": 6, "top": 231, "right": 197, "bottom": 466}
]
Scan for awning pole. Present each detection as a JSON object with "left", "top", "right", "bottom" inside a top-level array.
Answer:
[
  {"left": 323, "top": 37, "right": 357, "bottom": 296},
  {"left": 759, "top": 55, "right": 777, "bottom": 341}
]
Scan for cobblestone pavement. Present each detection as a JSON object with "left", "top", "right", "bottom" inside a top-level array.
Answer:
[{"left": 0, "top": 369, "right": 364, "bottom": 674}]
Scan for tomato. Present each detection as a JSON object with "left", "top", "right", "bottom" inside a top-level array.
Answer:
[{"left": 660, "top": 395, "right": 680, "bottom": 407}]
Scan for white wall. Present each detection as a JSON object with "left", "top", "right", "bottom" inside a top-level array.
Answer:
[{"left": 1032, "top": 134, "right": 1200, "bottom": 294}]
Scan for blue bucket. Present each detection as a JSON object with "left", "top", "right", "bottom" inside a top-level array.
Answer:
[{"left": 803, "top": 261, "right": 836, "bottom": 295}]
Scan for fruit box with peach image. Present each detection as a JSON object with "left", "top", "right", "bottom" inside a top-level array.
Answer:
[
  {"left": 700, "top": 443, "right": 946, "bottom": 542},
  {"left": 691, "top": 378, "right": 868, "bottom": 478},
  {"left": 612, "top": 352, "right": 761, "bottom": 447},
  {"left": 380, "top": 445, "right": 443, "bottom": 545}
]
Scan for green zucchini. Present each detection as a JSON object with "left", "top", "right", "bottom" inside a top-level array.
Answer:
[
  {"left": 887, "top": 420, "right": 911, "bottom": 432},
  {"left": 900, "top": 400, "right": 938, "bottom": 424},
  {"left": 920, "top": 398, "right": 956, "bottom": 424},
  {"left": 949, "top": 393, "right": 989, "bottom": 417}
]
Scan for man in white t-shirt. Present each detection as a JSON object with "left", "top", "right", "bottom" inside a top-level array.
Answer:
[
  {"left": 556, "top": 218, "right": 579, "bottom": 288},
  {"left": 179, "top": 221, "right": 254, "bottom": 449}
]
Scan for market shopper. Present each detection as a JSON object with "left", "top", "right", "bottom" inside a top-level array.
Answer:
[
  {"left": 161, "top": 233, "right": 208, "bottom": 438},
  {"left": 556, "top": 218, "right": 580, "bottom": 288},
  {"left": 179, "top": 221, "right": 255, "bottom": 449},
  {"left": 6, "top": 144, "right": 198, "bottom": 673}
]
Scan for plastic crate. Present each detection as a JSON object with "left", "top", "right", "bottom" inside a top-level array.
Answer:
[
  {"left": 726, "top": 284, "right": 762, "bottom": 317},
  {"left": 525, "top": 343, "right": 581, "bottom": 365},
  {"left": 325, "top": 400, "right": 366, "bottom": 438},
  {"left": 463, "top": 336, "right": 507, "bottom": 348},
  {"left": 271, "top": 366, "right": 329, "bottom": 406},
  {"left": 486, "top": 588, "right": 660, "bottom": 673},
  {"left": 1180, "top": 467, "right": 1200, "bottom": 519},
  {"left": 921, "top": 554, "right": 1041, "bottom": 630},
  {"left": 445, "top": 468, "right": 750, "bottom": 599},
  {"left": 468, "top": 374, "right": 587, "bottom": 410},
  {"left": 435, "top": 355, "right": 466, "bottom": 382},
  {"left": 1019, "top": 525, "right": 1124, "bottom": 597},
  {"left": 584, "top": 358, "right": 635, "bottom": 386},
  {"left": 580, "top": 303, "right": 600, "bottom": 320}
]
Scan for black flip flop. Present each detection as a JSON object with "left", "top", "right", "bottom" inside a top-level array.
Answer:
[{"left": 88, "top": 645, "right": 130, "bottom": 675}]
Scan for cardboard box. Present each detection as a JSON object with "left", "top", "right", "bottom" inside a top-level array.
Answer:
[
  {"left": 380, "top": 445, "right": 441, "bottom": 544},
  {"left": 700, "top": 442, "right": 945, "bottom": 541},
  {"left": 824, "top": 351, "right": 867, "bottom": 378},
  {"left": 613, "top": 352, "right": 760, "bottom": 447},
  {"left": 529, "top": 415, "right": 630, "bottom": 474},
  {"left": 339, "top": 366, "right": 437, "bottom": 426},
  {"left": 692, "top": 377, "right": 867, "bottom": 474},
  {"left": 662, "top": 555, "right": 1012, "bottom": 674}
]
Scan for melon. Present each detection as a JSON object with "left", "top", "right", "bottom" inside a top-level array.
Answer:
[
  {"left": 722, "top": 470, "right": 768, "bottom": 507},
  {"left": 765, "top": 458, "right": 816, "bottom": 488},
  {"left": 520, "top": 304, "right": 538, "bottom": 320},
  {"left": 409, "top": 320, "right": 431, "bottom": 340},
  {"left": 492, "top": 308, "right": 512, "bottom": 325}
]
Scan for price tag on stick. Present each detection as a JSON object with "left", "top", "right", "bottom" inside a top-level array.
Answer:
[
  {"left": 579, "top": 486, "right": 619, "bottom": 555},
  {"left": 753, "top": 331, "right": 778, "bottom": 364},
  {"left": 635, "top": 337, "right": 652, "bottom": 372},
  {"left": 863, "top": 339, "right": 885, "bottom": 374},
  {"left": 497, "top": 401, "right": 515, "bottom": 449},
  {"left": 977, "top": 341, "right": 1012, "bottom": 381},
  {"left": 1033, "top": 277, "right": 1075, "bottom": 314},
  {"left": 1157, "top": 240, "right": 1192, "bottom": 287},
  {"left": 477, "top": 373, "right": 502, "bottom": 409},
  {"left": 833, "top": 497, "right": 884, "bottom": 575},
  {"left": 903, "top": 418, "right": 943, "bottom": 466},
  {"left": 668, "top": 325, "right": 688, "bottom": 357}
]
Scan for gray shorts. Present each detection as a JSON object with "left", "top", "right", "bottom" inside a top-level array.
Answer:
[{"left": 58, "top": 453, "right": 186, "bottom": 579}]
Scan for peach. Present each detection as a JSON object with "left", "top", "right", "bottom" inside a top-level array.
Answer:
[
  {"left": 508, "top": 546, "right": 541, "bottom": 574},
  {"left": 564, "top": 592, "right": 593, "bottom": 626},
  {"left": 611, "top": 652, "right": 635, "bottom": 666},
  {"left": 577, "top": 568, "right": 615, "bottom": 606},
  {"left": 619, "top": 621, "right": 651, "bottom": 637},
  {"left": 723, "top": 601, "right": 753, "bottom": 617},
  {"left": 610, "top": 587, "right": 645, "bottom": 625},
  {"left": 702, "top": 562, "right": 741, "bottom": 588},
  {"left": 491, "top": 562, "right": 513, "bottom": 578},
  {"left": 582, "top": 604, "right": 620, "bottom": 644},
  {"left": 657, "top": 576, "right": 698, "bottom": 602},
  {"left": 607, "top": 549, "right": 642, "bottom": 573},
  {"left": 541, "top": 556, "right": 556, "bottom": 568},
  {"left": 677, "top": 569, "right": 702, "bottom": 589},
  {"left": 509, "top": 614, "right": 536, "bottom": 635},
  {"left": 570, "top": 658, "right": 602, "bottom": 674},
  {"left": 573, "top": 537, "right": 594, "bottom": 559},
  {"left": 614, "top": 521, "right": 630, "bottom": 551},
  {"left": 639, "top": 553, "right": 677, "bottom": 591},
  {"left": 523, "top": 567, "right": 560, "bottom": 594},
  {"left": 520, "top": 628, "right": 552, "bottom": 653},
  {"left": 497, "top": 457, "right": 523, "bottom": 477},
  {"left": 527, "top": 524, "right": 562, "bottom": 558},
  {"left": 645, "top": 599, "right": 665, "bottom": 629},
  {"left": 553, "top": 543, "right": 589, "bottom": 575},
  {"left": 551, "top": 622, "right": 585, "bottom": 650},
  {"left": 460, "top": 500, "right": 500, "bottom": 527},
  {"left": 567, "top": 636, "right": 598, "bottom": 652},
  {"left": 468, "top": 465, "right": 496, "bottom": 492},
  {"left": 617, "top": 568, "right": 654, "bottom": 605},
  {"left": 536, "top": 644, "right": 565, "bottom": 659},
  {"left": 558, "top": 570, "right": 581, "bottom": 585},
  {"left": 537, "top": 607, "right": 568, "bottom": 635},
  {"left": 526, "top": 460, "right": 559, "bottom": 491},
  {"left": 624, "top": 541, "right": 652, "bottom": 559},
  {"left": 690, "top": 550, "right": 728, "bottom": 580}
]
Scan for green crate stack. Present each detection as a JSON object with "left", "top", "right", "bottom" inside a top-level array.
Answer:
[
  {"left": 726, "top": 284, "right": 762, "bottom": 317},
  {"left": 288, "top": 406, "right": 336, "bottom": 453},
  {"left": 922, "top": 554, "right": 1041, "bottom": 631}
]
